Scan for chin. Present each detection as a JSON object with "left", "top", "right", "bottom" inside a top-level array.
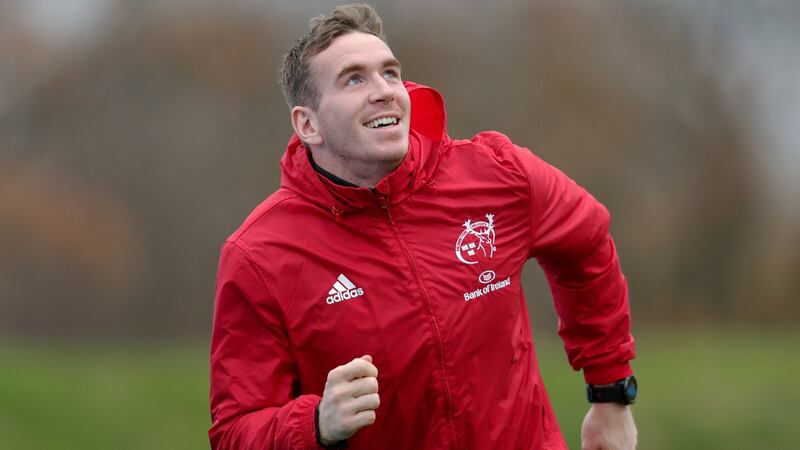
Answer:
[{"left": 378, "top": 143, "right": 409, "bottom": 162}]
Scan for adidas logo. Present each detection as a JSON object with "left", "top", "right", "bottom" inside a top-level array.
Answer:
[{"left": 325, "top": 274, "right": 365, "bottom": 305}]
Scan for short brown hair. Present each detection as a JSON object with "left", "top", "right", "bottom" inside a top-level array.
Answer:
[{"left": 279, "top": 3, "right": 387, "bottom": 109}]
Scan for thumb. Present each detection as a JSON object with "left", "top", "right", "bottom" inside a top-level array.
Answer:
[{"left": 360, "top": 354, "right": 373, "bottom": 364}]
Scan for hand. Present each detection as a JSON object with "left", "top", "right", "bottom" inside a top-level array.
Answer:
[
  {"left": 581, "top": 403, "right": 637, "bottom": 450},
  {"left": 317, "top": 355, "right": 380, "bottom": 445}
]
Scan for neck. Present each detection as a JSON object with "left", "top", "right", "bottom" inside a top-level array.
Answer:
[
  {"left": 308, "top": 152, "right": 359, "bottom": 187},
  {"left": 308, "top": 148, "right": 405, "bottom": 188}
]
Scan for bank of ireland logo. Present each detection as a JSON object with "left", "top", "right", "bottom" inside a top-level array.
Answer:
[{"left": 455, "top": 213, "right": 497, "bottom": 265}]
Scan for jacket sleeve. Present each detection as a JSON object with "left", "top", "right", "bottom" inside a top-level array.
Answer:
[
  {"left": 209, "top": 241, "right": 322, "bottom": 450},
  {"left": 502, "top": 135, "right": 636, "bottom": 385}
]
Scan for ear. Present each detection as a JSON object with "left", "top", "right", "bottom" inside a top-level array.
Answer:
[{"left": 291, "top": 106, "right": 323, "bottom": 147}]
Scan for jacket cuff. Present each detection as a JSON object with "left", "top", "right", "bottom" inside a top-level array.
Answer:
[
  {"left": 294, "top": 394, "right": 325, "bottom": 449},
  {"left": 583, "top": 362, "right": 633, "bottom": 385}
]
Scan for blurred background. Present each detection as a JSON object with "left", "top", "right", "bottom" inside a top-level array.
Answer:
[{"left": 1, "top": 0, "right": 798, "bottom": 448}]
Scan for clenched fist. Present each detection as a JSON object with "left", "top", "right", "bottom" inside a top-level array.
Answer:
[{"left": 317, "top": 355, "right": 380, "bottom": 445}]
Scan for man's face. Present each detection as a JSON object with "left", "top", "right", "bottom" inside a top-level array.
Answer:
[{"left": 306, "top": 32, "right": 411, "bottom": 169}]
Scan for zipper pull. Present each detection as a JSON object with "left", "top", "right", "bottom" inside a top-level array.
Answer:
[{"left": 370, "top": 188, "right": 389, "bottom": 210}]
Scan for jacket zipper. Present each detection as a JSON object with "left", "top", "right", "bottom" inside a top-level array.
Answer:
[{"left": 375, "top": 192, "right": 458, "bottom": 447}]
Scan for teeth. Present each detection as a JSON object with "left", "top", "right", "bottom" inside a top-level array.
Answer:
[{"left": 365, "top": 117, "right": 398, "bottom": 128}]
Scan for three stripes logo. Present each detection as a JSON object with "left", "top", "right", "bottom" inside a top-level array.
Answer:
[{"left": 325, "top": 274, "right": 365, "bottom": 305}]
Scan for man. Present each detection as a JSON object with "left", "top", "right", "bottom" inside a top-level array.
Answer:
[{"left": 210, "top": 4, "right": 637, "bottom": 449}]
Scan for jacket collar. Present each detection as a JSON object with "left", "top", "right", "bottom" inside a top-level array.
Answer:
[{"left": 279, "top": 81, "right": 447, "bottom": 215}]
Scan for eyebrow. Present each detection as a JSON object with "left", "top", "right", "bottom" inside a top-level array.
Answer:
[{"left": 335, "top": 58, "right": 402, "bottom": 82}]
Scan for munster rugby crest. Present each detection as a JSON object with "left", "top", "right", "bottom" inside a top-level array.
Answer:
[{"left": 455, "top": 213, "right": 496, "bottom": 265}]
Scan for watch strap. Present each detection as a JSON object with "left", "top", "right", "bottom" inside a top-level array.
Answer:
[{"left": 586, "top": 375, "right": 637, "bottom": 405}]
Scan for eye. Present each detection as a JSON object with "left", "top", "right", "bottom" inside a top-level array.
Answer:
[
  {"left": 346, "top": 75, "right": 363, "bottom": 86},
  {"left": 383, "top": 69, "right": 400, "bottom": 80}
]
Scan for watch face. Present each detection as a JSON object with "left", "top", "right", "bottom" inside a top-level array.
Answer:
[{"left": 624, "top": 376, "right": 638, "bottom": 403}]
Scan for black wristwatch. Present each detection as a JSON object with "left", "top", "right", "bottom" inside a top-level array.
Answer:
[{"left": 586, "top": 375, "right": 637, "bottom": 405}]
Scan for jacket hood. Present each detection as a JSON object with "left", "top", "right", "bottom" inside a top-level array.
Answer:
[{"left": 279, "top": 81, "right": 447, "bottom": 214}]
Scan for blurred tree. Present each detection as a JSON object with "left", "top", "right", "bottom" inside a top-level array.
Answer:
[{"left": 0, "top": 1, "right": 796, "bottom": 338}]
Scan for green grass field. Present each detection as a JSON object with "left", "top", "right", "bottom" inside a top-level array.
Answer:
[{"left": 1, "top": 327, "right": 798, "bottom": 449}]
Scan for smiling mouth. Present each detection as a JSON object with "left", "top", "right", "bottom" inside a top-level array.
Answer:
[{"left": 364, "top": 116, "right": 399, "bottom": 129}]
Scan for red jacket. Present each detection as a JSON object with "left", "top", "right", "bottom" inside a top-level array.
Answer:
[{"left": 209, "top": 81, "right": 635, "bottom": 449}]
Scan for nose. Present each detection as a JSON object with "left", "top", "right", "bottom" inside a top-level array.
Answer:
[{"left": 368, "top": 74, "right": 395, "bottom": 104}]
